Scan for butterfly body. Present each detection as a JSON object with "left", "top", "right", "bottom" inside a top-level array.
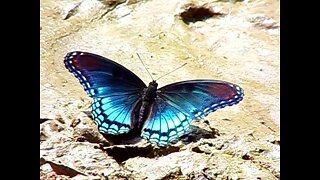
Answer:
[
  {"left": 137, "top": 81, "right": 158, "bottom": 130},
  {"left": 64, "top": 51, "right": 244, "bottom": 147}
]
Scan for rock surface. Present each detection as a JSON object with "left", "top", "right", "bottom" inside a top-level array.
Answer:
[{"left": 40, "top": 0, "right": 280, "bottom": 179}]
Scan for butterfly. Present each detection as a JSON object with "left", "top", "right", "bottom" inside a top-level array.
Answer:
[{"left": 64, "top": 51, "right": 244, "bottom": 147}]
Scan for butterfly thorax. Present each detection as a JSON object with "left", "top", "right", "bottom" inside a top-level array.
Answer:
[
  {"left": 142, "top": 81, "right": 158, "bottom": 101},
  {"left": 137, "top": 81, "right": 158, "bottom": 129}
]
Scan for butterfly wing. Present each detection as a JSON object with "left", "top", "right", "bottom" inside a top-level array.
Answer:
[
  {"left": 141, "top": 80, "right": 244, "bottom": 146},
  {"left": 64, "top": 51, "right": 147, "bottom": 135}
]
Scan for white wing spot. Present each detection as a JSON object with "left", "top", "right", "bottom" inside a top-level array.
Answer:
[
  {"left": 109, "top": 124, "right": 119, "bottom": 131},
  {"left": 102, "top": 122, "right": 109, "bottom": 129},
  {"left": 95, "top": 108, "right": 101, "bottom": 114},
  {"left": 176, "top": 126, "right": 184, "bottom": 133},
  {"left": 71, "top": 52, "right": 78, "bottom": 56},
  {"left": 211, "top": 103, "right": 218, "bottom": 108},
  {"left": 160, "top": 136, "right": 168, "bottom": 141},
  {"left": 169, "top": 131, "right": 177, "bottom": 137},
  {"left": 195, "top": 111, "right": 202, "bottom": 117},
  {"left": 204, "top": 107, "right": 210, "bottom": 113},
  {"left": 150, "top": 134, "right": 160, "bottom": 140},
  {"left": 142, "top": 131, "right": 150, "bottom": 137},
  {"left": 98, "top": 115, "right": 104, "bottom": 121}
]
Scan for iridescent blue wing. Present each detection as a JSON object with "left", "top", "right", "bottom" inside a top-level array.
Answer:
[
  {"left": 64, "top": 51, "right": 147, "bottom": 135},
  {"left": 64, "top": 51, "right": 146, "bottom": 98},
  {"left": 141, "top": 80, "right": 244, "bottom": 146}
]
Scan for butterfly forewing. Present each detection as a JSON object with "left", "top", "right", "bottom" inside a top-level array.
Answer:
[
  {"left": 160, "top": 80, "right": 243, "bottom": 118},
  {"left": 64, "top": 51, "right": 146, "bottom": 135},
  {"left": 64, "top": 51, "right": 146, "bottom": 98}
]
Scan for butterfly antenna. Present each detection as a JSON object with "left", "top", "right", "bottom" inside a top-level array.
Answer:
[
  {"left": 156, "top": 62, "right": 187, "bottom": 81},
  {"left": 137, "top": 53, "right": 154, "bottom": 81}
]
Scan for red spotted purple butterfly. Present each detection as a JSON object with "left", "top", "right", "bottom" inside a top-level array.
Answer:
[{"left": 64, "top": 51, "right": 244, "bottom": 147}]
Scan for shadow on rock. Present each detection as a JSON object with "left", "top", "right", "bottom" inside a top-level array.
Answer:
[
  {"left": 82, "top": 111, "right": 220, "bottom": 163},
  {"left": 100, "top": 125, "right": 219, "bottom": 164},
  {"left": 179, "top": 125, "right": 220, "bottom": 146},
  {"left": 101, "top": 144, "right": 180, "bottom": 164}
]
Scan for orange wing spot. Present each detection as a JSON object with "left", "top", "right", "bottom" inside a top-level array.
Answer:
[
  {"left": 72, "top": 58, "right": 82, "bottom": 68},
  {"left": 208, "top": 84, "right": 236, "bottom": 99}
]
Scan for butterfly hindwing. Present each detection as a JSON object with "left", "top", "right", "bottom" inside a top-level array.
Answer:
[
  {"left": 141, "top": 80, "right": 244, "bottom": 146},
  {"left": 64, "top": 51, "right": 146, "bottom": 135},
  {"left": 92, "top": 94, "right": 141, "bottom": 135},
  {"left": 141, "top": 97, "right": 193, "bottom": 146}
]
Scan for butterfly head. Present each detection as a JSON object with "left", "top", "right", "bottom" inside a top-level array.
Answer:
[{"left": 149, "top": 80, "right": 158, "bottom": 88}]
